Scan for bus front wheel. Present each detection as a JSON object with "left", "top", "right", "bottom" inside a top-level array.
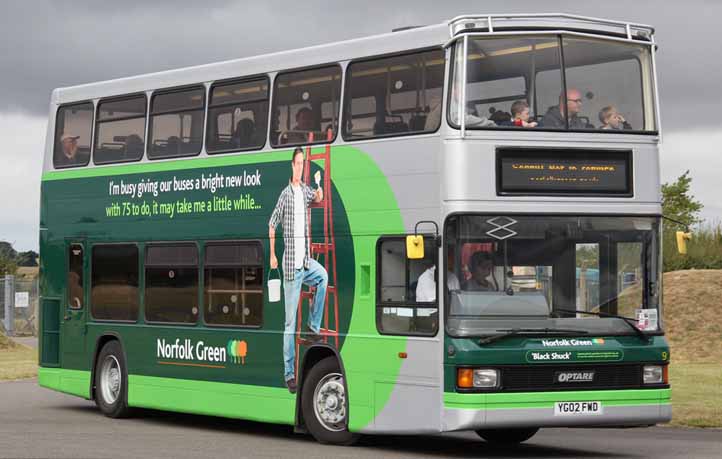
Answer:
[
  {"left": 301, "top": 356, "right": 358, "bottom": 445},
  {"left": 94, "top": 340, "right": 131, "bottom": 418},
  {"left": 475, "top": 427, "right": 539, "bottom": 444}
]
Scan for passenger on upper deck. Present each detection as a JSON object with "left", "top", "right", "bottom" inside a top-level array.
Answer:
[
  {"left": 294, "top": 107, "right": 314, "bottom": 132},
  {"left": 279, "top": 107, "right": 315, "bottom": 144},
  {"left": 598, "top": 105, "right": 631, "bottom": 130},
  {"left": 540, "top": 88, "right": 587, "bottom": 129},
  {"left": 510, "top": 100, "right": 538, "bottom": 128},
  {"left": 56, "top": 133, "right": 81, "bottom": 166}
]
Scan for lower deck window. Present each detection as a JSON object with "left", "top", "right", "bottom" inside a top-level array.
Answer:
[
  {"left": 91, "top": 244, "right": 139, "bottom": 321},
  {"left": 204, "top": 242, "right": 263, "bottom": 327},
  {"left": 145, "top": 244, "right": 199, "bottom": 324}
]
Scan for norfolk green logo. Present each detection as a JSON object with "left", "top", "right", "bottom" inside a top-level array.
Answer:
[{"left": 227, "top": 339, "right": 248, "bottom": 364}]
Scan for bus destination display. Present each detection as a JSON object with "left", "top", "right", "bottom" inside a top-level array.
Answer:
[{"left": 497, "top": 149, "right": 632, "bottom": 196}]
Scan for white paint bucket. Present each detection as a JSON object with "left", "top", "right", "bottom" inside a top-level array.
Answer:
[{"left": 268, "top": 269, "right": 281, "bottom": 302}]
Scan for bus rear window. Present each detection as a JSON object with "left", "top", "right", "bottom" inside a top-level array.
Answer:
[
  {"left": 148, "top": 87, "right": 205, "bottom": 159},
  {"left": 94, "top": 95, "right": 147, "bottom": 164},
  {"left": 54, "top": 102, "right": 93, "bottom": 169}
]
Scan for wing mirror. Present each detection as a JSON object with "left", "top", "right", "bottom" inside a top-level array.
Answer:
[
  {"left": 406, "top": 220, "right": 440, "bottom": 260},
  {"left": 676, "top": 231, "right": 692, "bottom": 255}
]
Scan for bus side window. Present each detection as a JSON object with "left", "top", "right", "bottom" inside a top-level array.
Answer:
[
  {"left": 145, "top": 244, "right": 199, "bottom": 324},
  {"left": 270, "top": 65, "right": 341, "bottom": 147},
  {"left": 376, "top": 237, "right": 438, "bottom": 336},
  {"left": 204, "top": 241, "right": 263, "bottom": 327},
  {"left": 54, "top": 102, "right": 93, "bottom": 169},
  {"left": 90, "top": 244, "right": 139, "bottom": 321},
  {"left": 343, "top": 48, "right": 444, "bottom": 140},
  {"left": 148, "top": 86, "right": 205, "bottom": 159},
  {"left": 94, "top": 95, "right": 147, "bottom": 164},
  {"left": 207, "top": 77, "right": 269, "bottom": 154}
]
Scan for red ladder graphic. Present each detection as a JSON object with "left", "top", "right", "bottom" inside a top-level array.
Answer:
[{"left": 295, "top": 130, "right": 340, "bottom": 378}]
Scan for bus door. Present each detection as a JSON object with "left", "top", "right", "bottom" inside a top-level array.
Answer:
[{"left": 61, "top": 241, "right": 87, "bottom": 367}]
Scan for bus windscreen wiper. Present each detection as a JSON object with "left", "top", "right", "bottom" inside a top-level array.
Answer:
[
  {"left": 478, "top": 327, "right": 589, "bottom": 345},
  {"left": 552, "top": 308, "right": 651, "bottom": 343}
]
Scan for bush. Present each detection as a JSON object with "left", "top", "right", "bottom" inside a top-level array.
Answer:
[{"left": 664, "top": 223, "right": 722, "bottom": 271}]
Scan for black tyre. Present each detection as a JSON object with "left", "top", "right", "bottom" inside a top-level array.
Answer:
[
  {"left": 475, "top": 427, "right": 539, "bottom": 444},
  {"left": 94, "top": 340, "right": 131, "bottom": 418},
  {"left": 301, "top": 357, "right": 358, "bottom": 445}
]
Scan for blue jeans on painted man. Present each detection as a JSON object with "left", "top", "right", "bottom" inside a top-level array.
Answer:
[{"left": 283, "top": 258, "right": 328, "bottom": 381}]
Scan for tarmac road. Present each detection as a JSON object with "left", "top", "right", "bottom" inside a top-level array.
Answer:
[{"left": 0, "top": 379, "right": 720, "bottom": 459}]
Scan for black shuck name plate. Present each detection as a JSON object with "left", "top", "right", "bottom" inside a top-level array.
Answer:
[{"left": 497, "top": 148, "right": 633, "bottom": 196}]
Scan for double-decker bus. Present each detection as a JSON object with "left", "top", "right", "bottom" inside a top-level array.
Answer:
[{"left": 39, "top": 14, "right": 670, "bottom": 445}]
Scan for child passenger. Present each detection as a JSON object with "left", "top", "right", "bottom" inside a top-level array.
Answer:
[
  {"left": 598, "top": 106, "right": 630, "bottom": 130},
  {"left": 510, "top": 100, "right": 538, "bottom": 128}
]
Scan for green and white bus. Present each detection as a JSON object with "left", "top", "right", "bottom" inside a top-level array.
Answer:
[{"left": 39, "top": 14, "right": 670, "bottom": 445}]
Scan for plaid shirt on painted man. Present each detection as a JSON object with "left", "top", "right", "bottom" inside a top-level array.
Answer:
[{"left": 268, "top": 182, "right": 316, "bottom": 281}]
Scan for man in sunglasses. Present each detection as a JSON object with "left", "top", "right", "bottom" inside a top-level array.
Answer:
[{"left": 540, "top": 88, "right": 587, "bottom": 129}]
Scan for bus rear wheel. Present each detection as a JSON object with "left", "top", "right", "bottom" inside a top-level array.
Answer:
[
  {"left": 94, "top": 340, "right": 131, "bottom": 418},
  {"left": 301, "top": 357, "right": 358, "bottom": 445},
  {"left": 475, "top": 427, "right": 539, "bottom": 444}
]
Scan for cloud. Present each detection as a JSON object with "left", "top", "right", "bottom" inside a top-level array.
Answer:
[
  {"left": 2, "top": 0, "right": 721, "bottom": 133},
  {"left": 660, "top": 128, "right": 722, "bottom": 224},
  {"left": 0, "top": 113, "right": 46, "bottom": 252}
]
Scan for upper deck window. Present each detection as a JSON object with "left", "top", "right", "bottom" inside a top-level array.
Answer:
[
  {"left": 271, "top": 65, "right": 342, "bottom": 147},
  {"left": 449, "top": 35, "right": 656, "bottom": 132},
  {"left": 148, "top": 87, "right": 205, "bottom": 159},
  {"left": 54, "top": 102, "right": 93, "bottom": 169},
  {"left": 94, "top": 95, "right": 147, "bottom": 164},
  {"left": 207, "top": 77, "right": 269, "bottom": 153},
  {"left": 343, "top": 48, "right": 445, "bottom": 140}
]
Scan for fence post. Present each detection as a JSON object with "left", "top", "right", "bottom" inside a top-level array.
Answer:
[{"left": 3, "top": 275, "right": 15, "bottom": 336}]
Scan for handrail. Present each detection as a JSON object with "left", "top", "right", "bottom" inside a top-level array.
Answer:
[{"left": 447, "top": 13, "right": 654, "bottom": 41}]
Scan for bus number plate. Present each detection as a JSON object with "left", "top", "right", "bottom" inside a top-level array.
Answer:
[{"left": 554, "top": 401, "right": 603, "bottom": 416}]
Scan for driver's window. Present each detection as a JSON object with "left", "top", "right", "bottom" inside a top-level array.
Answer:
[
  {"left": 376, "top": 237, "right": 437, "bottom": 336},
  {"left": 67, "top": 244, "right": 84, "bottom": 310}
]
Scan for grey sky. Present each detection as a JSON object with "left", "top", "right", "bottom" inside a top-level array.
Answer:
[{"left": 1, "top": 0, "right": 720, "bottom": 250}]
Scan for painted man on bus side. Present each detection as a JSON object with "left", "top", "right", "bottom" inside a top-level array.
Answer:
[{"left": 268, "top": 147, "right": 327, "bottom": 393}]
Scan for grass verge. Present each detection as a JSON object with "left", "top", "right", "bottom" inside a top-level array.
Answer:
[
  {"left": 670, "top": 363, "right": 722, "bottom": 428},
  {"left": 0, "top": 334, "right": 38, "bottom": 381}
]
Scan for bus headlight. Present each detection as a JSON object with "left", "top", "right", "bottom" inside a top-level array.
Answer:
[
  {"left": 457, "top": 368, "right": 499, "bottom": 388},
  {"left": 643, "top": 365, "right": 664, "bottom": 384},
  {"left": 473, "top": 369, "right": 499, "bottom": 388}
]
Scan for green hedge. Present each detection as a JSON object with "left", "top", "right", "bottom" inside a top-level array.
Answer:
[{"left": 664, "top": 224, "right": 722, "bottom": 271}]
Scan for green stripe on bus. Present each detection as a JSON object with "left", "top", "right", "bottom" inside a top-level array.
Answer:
[
  {"left": 38, "top": 367, "right": 91, "bottom": 399},
  {"left": 128, "top": 374, "right": 296, "bottom": 425},
  {"left": 444, "top": 388, "right": 671, "bottom": 410}
]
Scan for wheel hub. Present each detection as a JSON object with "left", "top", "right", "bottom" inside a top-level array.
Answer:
[
  {"left": 100, "top": 355, "right": 121, "bottom": 404},
  {"left": 313, "top": 373, "right": 346, "bottom": 432}
]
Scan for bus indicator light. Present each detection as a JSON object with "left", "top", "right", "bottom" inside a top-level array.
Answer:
[{"left": 457, "top": 368, "right": 474, "bottom": 388}]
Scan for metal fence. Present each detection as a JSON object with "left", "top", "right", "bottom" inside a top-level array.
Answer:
[{"left": 1, "top": 275, "right": 40, "bottom": 337}]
